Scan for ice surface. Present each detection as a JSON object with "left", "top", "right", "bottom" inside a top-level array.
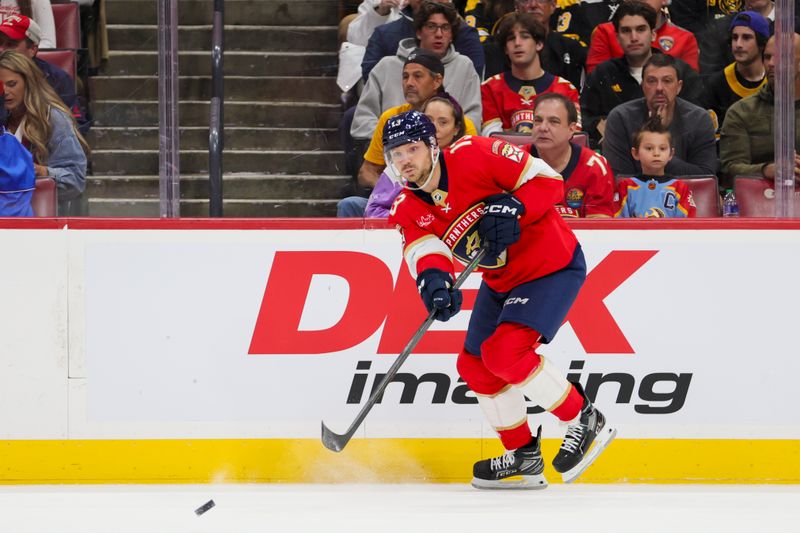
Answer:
[{"left": 0, "top": 483, "right": 796, "bottom": 533}]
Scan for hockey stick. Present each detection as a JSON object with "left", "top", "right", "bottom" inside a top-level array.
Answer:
[{"left": 321, "top": 247, "right": 487, "bottom": 452}]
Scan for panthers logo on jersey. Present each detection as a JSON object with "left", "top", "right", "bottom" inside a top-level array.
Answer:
[
  {"left": 441, "top": 201, "right": 506, "bottom": 269},
  {"left": 645, "top": 207, "right": 667, "bottom": 218}
]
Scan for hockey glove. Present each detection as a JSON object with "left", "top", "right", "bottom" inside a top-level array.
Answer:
[
  {"left": 479, "top": 193, "right": 526, "bottom": 257},
  {"left": 416, "top": 268, "right": 463, "bottom": 322}
]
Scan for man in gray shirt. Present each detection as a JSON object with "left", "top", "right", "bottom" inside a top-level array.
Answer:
[{"left": 602, "top": 53, "right": 718, "bottom": 177}]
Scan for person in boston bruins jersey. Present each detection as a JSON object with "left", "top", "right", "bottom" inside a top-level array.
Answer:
[
  {"left": 702, "top": 11, "right": 768, "bottom": 135},
  {"left": 384, "top": 109, "right": 616, "bottom": 490}
]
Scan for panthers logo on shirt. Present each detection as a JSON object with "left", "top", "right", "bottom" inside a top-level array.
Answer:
[
  {"left": 441, "top": 201, "right": 507, "bottom": 269},
  {"left": 565, "top": 187, "right": 585, "bottom": 209},
  {"left": 658, "top": 36, "right": 675, "bottom": 51}
]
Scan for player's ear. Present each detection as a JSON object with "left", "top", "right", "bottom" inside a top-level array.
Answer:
[{"left": 631, "top": 146, "right": 640, "bottom": 161}]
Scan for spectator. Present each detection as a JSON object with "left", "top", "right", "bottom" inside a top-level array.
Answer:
[
  {"left": 554, "top": 0, "right": 615, "bottom": 41},
  {"left": 524, "top": 93, "right": 615, "bottom": 218},
  {"left": 581, "top": 1, "right": 702, "bottom": 147},
  {"left": 668, "top": 0, "right": 743, "bottom": 35},
  {"left": 0, "top": 0, "right": 55, "bottom": 49},
  {"left": 603, "top": 53, "right": 718, "bottom": 176},
  {"left": 704, "top": 11, "right": 768, "bottom": 135},
  {"left": 464, "top": 0, "right": 515, "bottom": 41},
  {"left": 0, "top": 125, "right": 34, "bottom": 216},
  {"left": 0, "top": 15, "right": 90, "bottom": 135},
  {"left": 697, "top": 0, "right": 777, "bottom": 77},
  {"left": 615, "top": 115, "right": 697, "bottom": 217},
  {"left": 720, "top": 32, "right": 800, "bottom": 183},
  {"left": 483, "top": 0, "right": 587, "bottom": 88},
  {"left": 0, "top": 50, "right": 88, "bottom": 204},
  {"left": 347, "top": 93, "right": 468, "bottom": 217},
  {"left": 357, "top": 51, "right": 478, "bottom": 190},
  {"left": 362, "top": 0, "right": 484, "bottom": 80},
  {"left": 352, "top": 2, "right": 482, "bottom": 140},
  {"left": 338, "top": 0, "right": 408, "bottom": 102},
  {"left": 586, "top": 0, "right": 699, "bottom": 73},
  {"left": 481, "top": 13, "right": 579, "bottom": 135}
]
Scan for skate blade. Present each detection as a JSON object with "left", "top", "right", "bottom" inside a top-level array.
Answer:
[
  {"left": 471, "top": 474, "right": 548, "bottom": 490},
  {"left": 561, "top": 425, "right": 617, "bottom": 484}
]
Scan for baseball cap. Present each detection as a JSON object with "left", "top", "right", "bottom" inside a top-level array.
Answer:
[
  {"left": 0, "top": 14, "right": 42, "bottom": 45},
  {"left": 729, "top": 11, "right": 771, "bottom": 39},
  {"left": 404, "top": 48, "right": 445, "bottom": 77}
]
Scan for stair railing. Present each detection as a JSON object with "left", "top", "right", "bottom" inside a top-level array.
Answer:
[{"left": 209, "top": 0, "right": 225, "bottom": 217}]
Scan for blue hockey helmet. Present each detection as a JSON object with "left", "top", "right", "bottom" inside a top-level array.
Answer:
[{"left": 382, "top": 110, "right": 438, "bottom": 151}]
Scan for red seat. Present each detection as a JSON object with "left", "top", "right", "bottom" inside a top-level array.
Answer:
[
  {"left": 36, "top": 49, "right": 77, "bottom": 82},
  {"left": 31, "top": 178, "right": 57, "bottom": 217},
  {"left": 681, "top": 175, "right": 720, "bottom": 217},
  {"left": 50, "top": 1, "right": 81, "bottom": 50},
  {"left": 734, "top": 175, "right": 800, "bottom": 217}
]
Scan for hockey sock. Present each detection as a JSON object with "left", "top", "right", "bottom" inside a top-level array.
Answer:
[
  {"left": 457, "top": 350, "right": 532, "bottom": 450},
  {"left": 516, "top": 357, "right": 582, "bottom": 422}
]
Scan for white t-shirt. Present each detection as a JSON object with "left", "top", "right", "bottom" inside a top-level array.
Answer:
[{"left": 629, "top": 66, "right": 643, "bottom": 84}]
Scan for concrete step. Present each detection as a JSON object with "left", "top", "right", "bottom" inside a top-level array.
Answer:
[
  {"left": 91, "top": 149, "right": 345, "bottom": 175},
  {"left": 87, "top": 173, "right": 349, "bottom": 200},
  {"left": 106, "top": 0, "right": 339, "bottom": 26},
  {"left": 88, "top": 198, "right": 338, "bottom": 217},
  {"left": 100, "top": 51, "right": 337, "bottom": 77},
  {"left": 91, "top": 100, "right": 341, "bottom": 128},
  {"left": 88, "top": 127, "right": 341, "bottom": 151},
  {"left": 107, "top": 24, "right": 337, "bottom": 52},
  {"left": 90, "top": 76, "right": 340, "bottom": 104}
]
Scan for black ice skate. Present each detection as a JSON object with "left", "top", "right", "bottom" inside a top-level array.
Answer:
[
  {"left": 552, "top": 383, "right": 616, "bottom": 483},
  {"left": 471, "top": 426, "right": 547, "bottom": 490}
]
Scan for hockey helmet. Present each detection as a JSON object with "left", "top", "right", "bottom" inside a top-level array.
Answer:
[{"left": 382, "top": 110, "right": 438, "bottom": 152}]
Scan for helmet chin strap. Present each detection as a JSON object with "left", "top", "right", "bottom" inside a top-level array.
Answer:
[{"left": 400, "top": 146, "right": 440, "bottom": 192}]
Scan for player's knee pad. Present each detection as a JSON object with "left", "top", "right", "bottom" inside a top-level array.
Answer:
[
  {"left": 480, "top": 322, "right": 542, "bottom": 384},
  {"left": 456, "top": 349, "right": 508, "bottom": 395}
]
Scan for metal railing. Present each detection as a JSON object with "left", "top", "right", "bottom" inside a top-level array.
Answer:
[{"left": 209, "top": 0, "right": 225, "bottom": 217}]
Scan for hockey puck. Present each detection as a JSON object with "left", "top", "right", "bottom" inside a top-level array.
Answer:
[{"left": 194, "top": 499, "right": 215, "bottom": 516}]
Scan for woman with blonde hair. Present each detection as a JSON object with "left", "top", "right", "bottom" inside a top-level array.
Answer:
[{"left": 0, "top": 49, "right": 88, "bottom": 202}]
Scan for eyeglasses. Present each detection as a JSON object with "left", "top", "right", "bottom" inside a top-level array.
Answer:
[{"left": 423, "top": 22, "right": 452, "bottom": 34}]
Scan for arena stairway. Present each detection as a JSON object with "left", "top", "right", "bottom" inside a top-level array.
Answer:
[{"left": 88, "top": 0, "right": 346, "bottom": 216}]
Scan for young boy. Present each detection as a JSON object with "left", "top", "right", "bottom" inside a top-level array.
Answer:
[{"left": 615, "top": 117, "right": 697, "bottom": 218}]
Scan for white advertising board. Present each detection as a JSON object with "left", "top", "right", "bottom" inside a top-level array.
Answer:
[{"left": 59, "top": 227, "right": 800, "bottom": 441}]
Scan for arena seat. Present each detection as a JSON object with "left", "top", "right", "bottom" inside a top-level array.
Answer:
[
  {"left": 31, "top": 178, "right": 57, "bottom": 217},
  {"left": 50, "top": 1, "right": 81, "bottom": 50},
  {"left": 37, "top": 49, "right": 77, "bottom": 83},
  {"left": 734, "top": 175, "right": 800, "bottom": 217},
  {"left": 680, "top": 175, "right": 720, "bottom": 217}
]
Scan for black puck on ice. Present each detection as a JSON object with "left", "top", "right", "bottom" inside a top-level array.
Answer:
[{"left": 195, "top": 499, "right": 215, "bottom": 516}]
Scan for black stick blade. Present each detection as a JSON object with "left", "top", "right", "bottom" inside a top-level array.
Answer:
[{"left": 321, "top": 421, "right": 349, "bottom": 452}]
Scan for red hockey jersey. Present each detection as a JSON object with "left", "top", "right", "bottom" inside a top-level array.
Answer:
[
  {"left": 481, "top": 72, "right": 581, "bottom": 134},
  {"left": 586, "top": 21, "right": 699, "bottom": 73},
  {"left": 523, "top": 142, "right": 615, "bottom": 218},
  {"left": 388, "top": 135, "right": 578, "bottom": 293}
]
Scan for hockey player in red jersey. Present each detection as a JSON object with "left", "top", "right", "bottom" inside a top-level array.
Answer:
[{"left": 384, "top": 110, "right": 616, "bottom": 489}]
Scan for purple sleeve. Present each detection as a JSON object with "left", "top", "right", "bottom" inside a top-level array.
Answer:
[{"left": 365, "top": 172, "right": 402, "bottom": 218}]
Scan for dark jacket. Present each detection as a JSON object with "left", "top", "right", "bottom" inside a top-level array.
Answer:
[
  {"left": 581, "top": 50, "right": 704, "bottom": 147},
  {"left": 362, "top": 7, "right": 485, "bottom": 80},
  {"left": 483, "top": 30, "right": 586, "bottom": 90},
  {"left": 604, "top": 97, "right": 719, "bottom": 176},
  {"left": 720, "top": 84, "right": 800, "bottom": 178}
]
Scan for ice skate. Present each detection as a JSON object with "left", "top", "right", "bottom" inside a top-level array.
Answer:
[
  {"left": 471, "top": 426, "right": 548, "bottom": 490},
  {"left": 552, "top": 383, "right": 616, "bottom": 483}
]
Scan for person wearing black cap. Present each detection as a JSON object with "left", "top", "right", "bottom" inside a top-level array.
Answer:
[
  {"left": 351, "top": 1, "right": 482, "bottom": 141},
  {"left": 355, "top": 48, "right": 481, "bottom": 191},
  {"left": 720, "top": 32, "right": 800, "bottom": 185},
  {"left": 702, "top": 10, "right": 769, "bottom": 133}
]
